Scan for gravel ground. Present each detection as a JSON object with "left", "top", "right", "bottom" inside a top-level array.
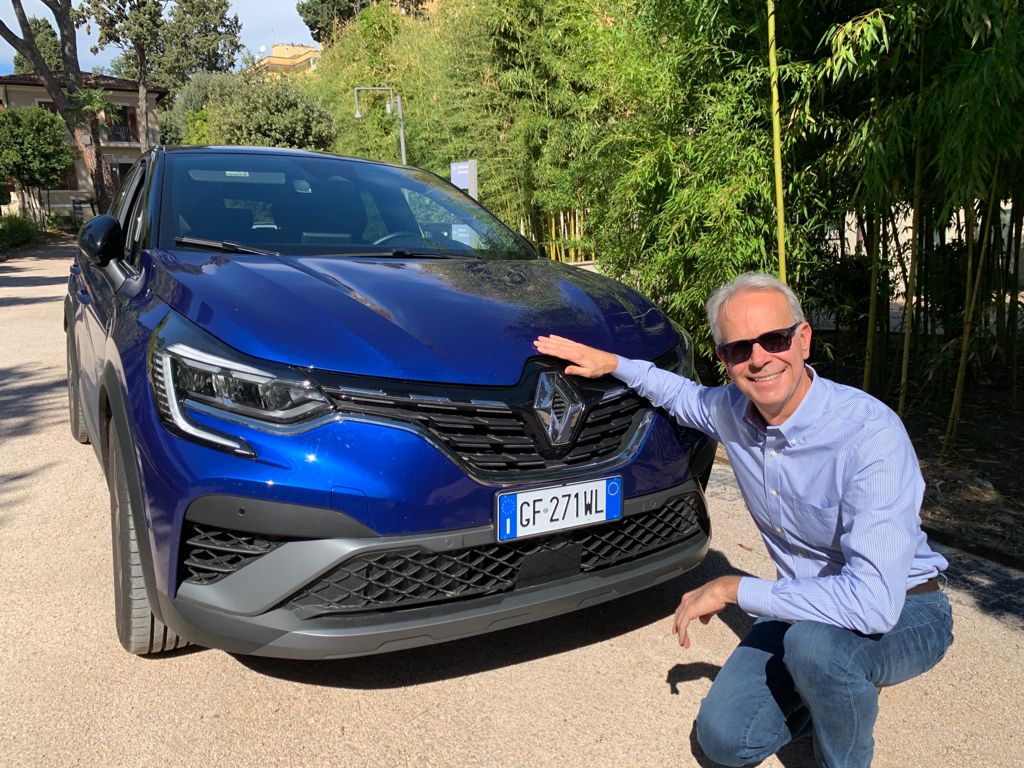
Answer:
[{"left": 1, "top": 243, "right": 1021, "bottom": 767}]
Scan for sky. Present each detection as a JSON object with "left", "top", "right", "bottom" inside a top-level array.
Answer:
[{"left": 0, "top": 0, "right": 316, "bottom": 75}]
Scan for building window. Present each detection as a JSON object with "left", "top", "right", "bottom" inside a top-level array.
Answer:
[{"left": 105, "top": 105, "right": 139, "bottom": 142}]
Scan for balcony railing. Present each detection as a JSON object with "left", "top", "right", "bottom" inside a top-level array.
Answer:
[{"left": 106, "top": 124, "right": 138, "bottom": 143}]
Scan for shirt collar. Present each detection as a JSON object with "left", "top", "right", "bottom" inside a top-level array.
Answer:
[{"left": 741, "top": 365, "right": 826, "bottom": 443}]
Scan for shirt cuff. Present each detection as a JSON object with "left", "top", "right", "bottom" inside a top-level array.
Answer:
[
  {"left": 736, "top": 576, "right": 773, "bottom": 617},
  {"left": 612, "top": 356, "right": 648, "bottom": 386}
]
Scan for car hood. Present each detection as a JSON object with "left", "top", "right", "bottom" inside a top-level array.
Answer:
[{"left": 148, "top": 250, "right": 678, "bottom": 385}]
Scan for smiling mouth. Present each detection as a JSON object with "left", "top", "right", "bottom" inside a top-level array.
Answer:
[{"left": 749, "top": 372, "right": 782, "bottom": 383}]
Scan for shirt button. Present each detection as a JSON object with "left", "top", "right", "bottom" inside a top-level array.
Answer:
[
  {"left": 770, "top": 489, "right": 778, "bottom": 496},
  {"left": 769, "top": 450, "right": 777, "bottom": 457},
  {"left": 774, "top": 526, "right": 783, "bottom": 534}
]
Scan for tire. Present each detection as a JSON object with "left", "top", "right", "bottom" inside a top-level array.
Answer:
[
  {"left": 66, "top": 333, "right": 90, "bottom": 444},
  {"left": 108, "top": 423, "right": 187, "bottom": 655}
]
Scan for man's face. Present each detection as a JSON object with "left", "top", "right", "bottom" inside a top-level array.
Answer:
[{"left": 716, "top": 289, "right": 812, "bottom": 426}]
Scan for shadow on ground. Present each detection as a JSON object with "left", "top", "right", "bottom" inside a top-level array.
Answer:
[
  {"left": 0, "top": 365, "right": 69, "bottom": 438},
  {"left": 236, "top": 550, "right": 752, "bottom": 688},
  {"left": 0, "top": 237, "right": 76, "bottom": 265}
]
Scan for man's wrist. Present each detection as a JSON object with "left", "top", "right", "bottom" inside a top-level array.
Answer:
[{"left": 717, "top": 575, "right": 741, "bottom": 604}]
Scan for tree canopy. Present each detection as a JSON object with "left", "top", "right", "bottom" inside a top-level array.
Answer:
[
  {"left": 296, "top": 0, "right": 366, "bottom": 43},
  {"left": 105, "top": 0, "right": 242, "bottom": 94},
  {"left": 12, "top": 17, "right": 61, "bottom": 74},
  {"left": 180, "top": 74, "right": 336, "bottom": 151},
  {"left": 0, "top": 106, "right": 76, "bottom": 204}
]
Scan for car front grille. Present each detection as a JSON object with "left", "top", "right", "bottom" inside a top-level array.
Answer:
[
  {"left": 325, "top": 387, "right": 648, "bottom": 475},
  {"left": 180, "top": 523, "right": 285, "bottom": 585},
  {"left": 284, "top": 492, "right": 706, "bottom": 619}
]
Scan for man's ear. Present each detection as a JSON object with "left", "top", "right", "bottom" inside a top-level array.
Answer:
[{"left": 798, "top": 322, "right": 812, "bottom": 361}]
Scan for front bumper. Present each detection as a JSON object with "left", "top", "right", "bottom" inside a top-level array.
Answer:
[{"left": 162, "top": 481, "right": 710, "bottom": 659}]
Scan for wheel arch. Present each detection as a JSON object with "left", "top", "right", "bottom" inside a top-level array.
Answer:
[{"left": 100, "top": 363, "right": 167, "bottom": 625}]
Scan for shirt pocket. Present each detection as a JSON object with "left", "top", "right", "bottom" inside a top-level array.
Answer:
[{"left": 791, "top": 500, "right": 842, "bottom": 550}]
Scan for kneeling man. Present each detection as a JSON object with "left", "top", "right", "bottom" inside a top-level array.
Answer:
[{"left": 534, "top": 273, "right": 953, "bottom": 768}]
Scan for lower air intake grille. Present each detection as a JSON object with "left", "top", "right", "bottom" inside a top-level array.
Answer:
[
  {"left": 180, "top": 523, "right": 285, "bottom": 585},
  {"left": 285, "top": 493, "right": 706, "bottom": 619}
]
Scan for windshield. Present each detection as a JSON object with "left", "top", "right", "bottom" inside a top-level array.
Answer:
[{"left": 159, "top": 151, "right": 537, "bottom": 261}]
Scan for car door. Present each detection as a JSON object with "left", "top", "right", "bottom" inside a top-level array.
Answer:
[{"left": 74, "top": 160, "right": 147, "bottom": 431}]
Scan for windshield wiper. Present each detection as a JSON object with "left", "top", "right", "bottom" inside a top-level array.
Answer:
[
  {"left": 174, "top": 236, "right": 280, "bottom": 257},
  {"left": 372, "top": 249, "right": 482, "bottom": 260}
]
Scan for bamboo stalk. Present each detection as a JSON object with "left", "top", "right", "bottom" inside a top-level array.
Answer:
[
  {"left": 767, "top": 0, "right": 787, "bottom": 282},
  {"left": 863, "top": 214, "right": 880, "bottom": 393},
  {"left": 898, "top": 76, "right": 926, "bottom": 416},
  {"left": 943, "top": 166, "right": 1000, "bottom": 456},
  {"left": 1011, "top": 194, "right": 1022, "bottom": 409}
]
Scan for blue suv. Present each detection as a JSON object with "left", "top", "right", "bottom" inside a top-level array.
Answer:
[{"left": 66, "top": 146, "right": 714, "bottom": 658}]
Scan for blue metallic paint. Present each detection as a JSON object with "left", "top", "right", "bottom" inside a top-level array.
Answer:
[
  {"left": 71, "top": 147, "right": 714, "bottom": 657},
  {"left": 147, "top": 249, "right": 676, "bottom": 385}
]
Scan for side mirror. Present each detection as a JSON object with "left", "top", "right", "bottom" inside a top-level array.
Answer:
[{"left": 78, "top": 214, "right": 123, "bottom": 267}]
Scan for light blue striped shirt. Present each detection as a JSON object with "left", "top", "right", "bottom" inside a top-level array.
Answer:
[{"left": 614, "top": 358, "right": 947, "bottom": 634}]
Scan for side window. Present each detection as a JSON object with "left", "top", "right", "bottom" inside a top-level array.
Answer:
[
  {"left": 121, "top": 162, "right": 148, "bottom": 268},
  {"left": 109, "top": 161, "right": 142, "bottom": 219}
]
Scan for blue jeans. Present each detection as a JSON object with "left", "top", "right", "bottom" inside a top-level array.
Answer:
[{"left": 695, "top": 590, "right": 954, "bottom": 768}]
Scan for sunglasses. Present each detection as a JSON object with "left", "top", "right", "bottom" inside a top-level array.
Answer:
[{"left": 716, "top": 323, "right": 802, "bottom": 365}]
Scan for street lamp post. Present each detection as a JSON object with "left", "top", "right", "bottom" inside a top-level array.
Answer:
[{"left": 353, "top": 86, "right": 407, "bottom": 165}]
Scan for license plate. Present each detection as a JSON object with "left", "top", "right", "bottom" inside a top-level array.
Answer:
[{"left": 495, "top": 477, "right": 623, "bottom": 541}]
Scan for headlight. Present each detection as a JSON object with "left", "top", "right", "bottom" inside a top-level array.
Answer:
[
  {"left": 148, "top": 315, "right": 332, "bottom": 455},
  {"left": 660, "top": 324, "right": 696, "bottom": 381}
]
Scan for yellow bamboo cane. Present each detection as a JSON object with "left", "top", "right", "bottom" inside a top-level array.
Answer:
[{"left": 768, "top": 0, "right": 787, "bottom": 283}]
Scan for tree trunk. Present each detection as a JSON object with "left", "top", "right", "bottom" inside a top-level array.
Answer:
[{"left": 0, "top": 1, "right": 111, "bottom": 210}]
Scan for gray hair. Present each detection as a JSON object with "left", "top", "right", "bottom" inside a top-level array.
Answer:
[{"left": 705, "top": 273, "right": 806, "bottom": 344}]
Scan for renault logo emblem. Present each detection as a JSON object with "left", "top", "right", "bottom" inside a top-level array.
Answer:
[{"left": 533, "top": 372, "right": 585, "bottom": 446}]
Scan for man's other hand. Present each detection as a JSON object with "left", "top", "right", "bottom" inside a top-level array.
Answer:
[
  {"left": 672, "top": 576, "right": 742, "bottom": 649},
  {"left": 533, "top": 335, "right": 619, "bottom": 378}
]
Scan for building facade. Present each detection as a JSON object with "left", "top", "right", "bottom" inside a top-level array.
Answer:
[
  {"left": 0, "top": 72, "right": 166, "bottom": 220},
  {"left": 249, "top": 44, "right": 321, "bottom": 78}
]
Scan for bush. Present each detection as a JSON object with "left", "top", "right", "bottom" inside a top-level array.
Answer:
[
  {"left": 0, "top": 214, "right": 39, "bottom": 250},
  {"left": 46, "top": 212, "right": 83, "bottom": 233}
]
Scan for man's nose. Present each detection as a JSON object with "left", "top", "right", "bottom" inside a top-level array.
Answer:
[{"left": 748, "top": 341, "right": 772, "bottom": 367}]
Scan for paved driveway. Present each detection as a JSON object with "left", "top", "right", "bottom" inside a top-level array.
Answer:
[{"left": 1, "top": 242, "right": 1021, "bottom": 767}]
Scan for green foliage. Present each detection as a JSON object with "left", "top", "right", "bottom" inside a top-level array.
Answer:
[
  {"left": 159, "top": 70, "right": 237, "bottom": 144},
  {"left": 46, "top": 212, "right": 85, "bottom": 232},
  {"left": 203, "top": 76, "right": 336, "bottom": 150},
  {"left": 305, "top": 0, "right": 788, "bottom": 352},
  {"left": 12, "top": 17, "right": 62, "bottom": 74},
  {"left": 298, "top": 0, "right": 1024, "bottom": 388},
  {"left": 182, "top": 109, "right": 213, "bottom": 145},
  {"left": 81, "top": 0, "right": 163, "bottom": 78},
  {"left": 82, "top": 0, "right": 242, "bottom": 96},
  {"left": 0, "top": 215, "right": 38, "bottom": 250},
  {"left": 298, "top": 0, "right": 356, "bottom": 43},
  {"left": 153, "top": 0, "right": 243, "bottom": 94},
  {"left": 0, "top": 107, "right": 76, "bottom": 190}
]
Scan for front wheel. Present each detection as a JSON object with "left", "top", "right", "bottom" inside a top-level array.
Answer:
[{"left": 108, "top": 423, "right": 186, "bottom": 655}]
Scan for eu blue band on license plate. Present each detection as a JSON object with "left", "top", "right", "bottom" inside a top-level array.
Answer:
[{"left": 496, "top": 476, "right": 623, "bottom": 542}]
